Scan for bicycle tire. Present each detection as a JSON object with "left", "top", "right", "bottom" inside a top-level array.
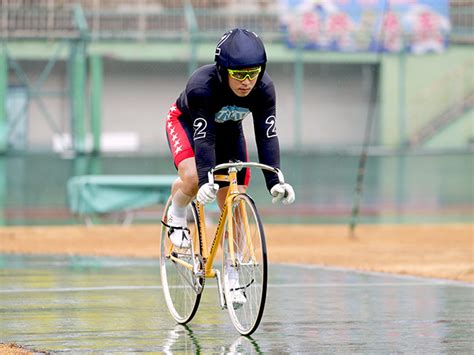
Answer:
[
  {"left": 160, "top": 198, "right": 204, "bottom": 324},
  {"left": 222, "top": 193, "right": 267, "bottom": 335}
]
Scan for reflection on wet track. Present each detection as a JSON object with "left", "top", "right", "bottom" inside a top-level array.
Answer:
[{"left": 1, "top": 255, "right": 472, "bottom": 353}]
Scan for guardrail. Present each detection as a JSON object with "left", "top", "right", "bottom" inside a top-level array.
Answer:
[
  {"left": 1, "top": 1, "right": 470, "bottom": 44},
  {"left": 0, "top": 2, "right": 281, "bottom": 42}
]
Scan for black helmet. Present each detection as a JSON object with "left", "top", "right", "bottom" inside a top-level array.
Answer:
[{"left": 215, "top": 28, "right": 267, "bottom": 75}]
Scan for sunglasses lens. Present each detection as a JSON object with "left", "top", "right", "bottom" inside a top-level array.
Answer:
[
  {"left": 235, "top": 72, "right": 248, "bottom": 80},
  {"left": 229, "top": 68, "right": 261, "bottom": 80}
]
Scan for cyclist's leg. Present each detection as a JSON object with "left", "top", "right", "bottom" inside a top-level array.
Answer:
[
  {"left": 162, "top": 104, "right": 203, "bottom": 321},
  {"left": 165, "top": 103, "right": 197, "bottom": 247},
  {"left": 172, "top": 158, "right": 198, "bottom": 206},
  {"left": 216, "top": 126, "right": 251, "bottom": 307},
  {"left": 161, "top": 197, "right": 203, "bottom": 324},
  {"left": 221, "top": 184, "right": 249, "bottom": 309},
  {"left": 165, "top": 159, "right": 198, "bottom": 248}
]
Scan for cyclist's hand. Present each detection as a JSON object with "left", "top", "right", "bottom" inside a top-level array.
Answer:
[
  {"left": 197, "top": 183, "right": 219, "bottom": 205},
  {"left": 270, "top": 183, "right": 295, "bottom": 205}
]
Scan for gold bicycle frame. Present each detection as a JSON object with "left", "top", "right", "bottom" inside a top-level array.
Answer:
[
  {"left": 166, "top": 168, "right": 247, "bottom": 279},
  {"left": 166, "top": 162, "right": 284, "bottom": 282},
  {"left": 199, "top": 167, "right": 241, "bottom": 278}
]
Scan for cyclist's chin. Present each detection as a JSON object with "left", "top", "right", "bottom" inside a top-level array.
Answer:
[{"left": 232, "top": 88, "right": 251, "bottom": 97}]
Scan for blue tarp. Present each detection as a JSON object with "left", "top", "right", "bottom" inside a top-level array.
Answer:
[{"left": 67, "top": 175, "right": 176, "bottom": 216}]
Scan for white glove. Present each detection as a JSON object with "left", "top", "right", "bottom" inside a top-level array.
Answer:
[
  {"left": 197, "top": 183, "right": 219, "bottom": 205},
  {"left": 270, "top": 183, "right": 295, "bottom": 205}
]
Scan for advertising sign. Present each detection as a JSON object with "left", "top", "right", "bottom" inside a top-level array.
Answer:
[{"left": 279, "top": 0, "right": 451, "bottom": 53}]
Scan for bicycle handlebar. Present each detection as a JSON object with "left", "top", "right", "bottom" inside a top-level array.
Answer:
[{"left": 207, "top": 162, "right": 285, "bottom": 185}]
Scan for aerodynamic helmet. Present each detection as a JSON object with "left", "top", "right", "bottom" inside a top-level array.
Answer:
[{"left": 214, "top": 28, "right": 267, "bottom": 80}]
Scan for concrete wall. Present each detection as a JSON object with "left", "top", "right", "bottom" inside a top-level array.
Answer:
[
  {"left": 9, "top": 59, "right": 372, "bottom": 152},
  {"left": 380, "top": 46, "right": 474, "bottom": 148}
]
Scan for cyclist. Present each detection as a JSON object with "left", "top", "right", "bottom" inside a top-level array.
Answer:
[{"left": 164, "top": 28, "right": 295, "bottom": 306}]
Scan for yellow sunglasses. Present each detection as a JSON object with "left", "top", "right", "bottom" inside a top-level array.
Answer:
[{"left": 227, "top": 67, "right": 261, "bottom": 81}]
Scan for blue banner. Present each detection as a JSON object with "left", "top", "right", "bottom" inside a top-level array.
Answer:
[{"left": 278, "top": 0, "right": 451, "bottom": 53}]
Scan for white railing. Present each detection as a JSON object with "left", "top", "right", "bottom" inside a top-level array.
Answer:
[{"left": 2, "top": 1, "right": 472, "bottom": 43}]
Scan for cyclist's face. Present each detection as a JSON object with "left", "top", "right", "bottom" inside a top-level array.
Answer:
[{"left": 228, "top": 68, "right": 259, "bottom": 97}]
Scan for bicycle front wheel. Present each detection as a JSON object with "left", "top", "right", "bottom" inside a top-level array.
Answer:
[
  {"left": 160, "top": 198, "right": 203, "bottom": 324},
  {"left": 222, "top": 193, "right": 267, "bottom": 336}
]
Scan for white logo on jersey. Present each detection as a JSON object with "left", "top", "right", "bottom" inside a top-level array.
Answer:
[{"left": 215, "top": 105, "right": 251, "bottom": 123}]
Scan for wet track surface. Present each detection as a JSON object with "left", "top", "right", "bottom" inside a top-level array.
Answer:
[{"left": 1, "top": 255, "right": 473, "bottom": 353}]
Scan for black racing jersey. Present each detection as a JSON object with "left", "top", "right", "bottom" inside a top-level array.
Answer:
[{"left": 175, "top": 64, "right": 280, "bottom": 190}]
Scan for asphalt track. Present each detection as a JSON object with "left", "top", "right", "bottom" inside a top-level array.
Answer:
[{"left": 1, "top": 255, "right": 472, "bottom": 353}]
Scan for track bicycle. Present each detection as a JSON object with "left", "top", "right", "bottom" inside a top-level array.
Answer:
[{"left": 160, "top": 162, "right": 286, "bottom": 335}]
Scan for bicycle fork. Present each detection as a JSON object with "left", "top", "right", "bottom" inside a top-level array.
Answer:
[{"left": 214, "top": 269, "right": 228, "bottom": 310}]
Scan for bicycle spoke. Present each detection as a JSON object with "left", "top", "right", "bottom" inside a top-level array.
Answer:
[
  {"left": 161, "top": 200, "right": 203, "bottom": 324},
  {"left": 171, "top": 254, "right": 201, "bottom": 293},
  {"left": 222, "top": 193, "right": 267, "bottom": 336}
]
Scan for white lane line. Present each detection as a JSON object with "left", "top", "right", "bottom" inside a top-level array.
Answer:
[
  {"left": 279, "top": 263, "right": 474, "bottom": 286},
  {"left": 0, "top": 285, "right": 162, "bottom": 293},
  {"left": 1, "top": 281, "right": 467, "bottom": 294}
]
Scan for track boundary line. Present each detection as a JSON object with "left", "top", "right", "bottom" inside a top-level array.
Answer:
[
  {"left": 2, "top": 281, "right": 468, "bottom": 294},
  {"left": 279, "top": 263, "right": 474, "bottom": 287}
]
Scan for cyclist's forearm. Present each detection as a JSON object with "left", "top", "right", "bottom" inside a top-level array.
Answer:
[
  {"left": 256, "top": 140, "right": 281, "bottom": 190},
  {"left": 195, "top": 140, "right": 216, "bottom": 188}
]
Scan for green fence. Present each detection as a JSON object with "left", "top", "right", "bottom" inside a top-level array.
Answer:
[{"left": 0, "top": 152, "right": 472, "bottom": 226}]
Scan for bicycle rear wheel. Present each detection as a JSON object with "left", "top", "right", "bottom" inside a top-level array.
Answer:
[
  {"left": 222, "top": 193, "right": 267, "bottom": 335},
  {"left": 160, "top": 198, "right": 203, "bottom": 324}
]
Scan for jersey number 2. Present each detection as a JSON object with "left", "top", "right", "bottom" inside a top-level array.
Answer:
[
  {"left": 193, "top": 118, "right": 207, "bottom": 140},
  {"left": 266, "top": 115, "right": 277, "bottom": 138}
]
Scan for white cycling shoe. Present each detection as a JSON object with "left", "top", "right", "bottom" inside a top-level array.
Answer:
[
  {"left": 228, "top": 267, "right": 247, "bottom": 309},
  {"left": 165, "top": 212, "right": 191, "bottom": 249}
]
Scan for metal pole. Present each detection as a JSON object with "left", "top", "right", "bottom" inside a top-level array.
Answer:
[
  {"left": 184, "top": 1, "right": 198, "bottom": 76},
  {"left": 0, "top": 158, "right": 5, "bottom": 225},
  {"left": 349, "top": 63, "right": 380, "bottom": 236},
  {"left": 0, "top": 51, "right": 7, "bottom": 153},
  {"left": 70, "top": 40, "right": 87, "bottom": 154},
  {"left": 399, "top": 47, "right": 407, "bottom": 147},
  {"left": 349, "top": 0, "right": 389, "bottom": 237},
  {"left": 188, "top": 31, "right": 198, "bottom": 76},
  {"left": 293, "top": 42, "right": 304, "bottom": 150},
  {"left": 90, "top": 54, "right": 103, "bottom": 153},
  {"left": 0, "top": 17, "right": 7, "bottom": 224}
]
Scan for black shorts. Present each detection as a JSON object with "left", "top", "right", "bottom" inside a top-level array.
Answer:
[{"left": 165, "top": 103, "right": 251, "bottom": 186}]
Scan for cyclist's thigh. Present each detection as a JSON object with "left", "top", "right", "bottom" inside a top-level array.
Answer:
[{"left": 165, "top": 103, "right": 195, "bottom": 169}]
